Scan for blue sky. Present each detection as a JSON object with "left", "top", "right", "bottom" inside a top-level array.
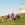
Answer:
[{"left": 0, "top": 0, "right": 25, "bottom": 16}]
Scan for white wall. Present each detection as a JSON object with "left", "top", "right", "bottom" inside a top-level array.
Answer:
[{"left": 20, "top": 10, "right": 25, "bottom": 13}]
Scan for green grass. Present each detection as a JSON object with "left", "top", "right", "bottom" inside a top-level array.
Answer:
[
  {"left": 0, "top": 13, "right": 25, "bottom": 25},
  {"left": 19, "top": 13, "right": 25, "bottom": 17}
]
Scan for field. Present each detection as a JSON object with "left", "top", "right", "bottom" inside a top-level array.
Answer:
[{"left": 0, "top": 13, "right": 25, "bottom": 25}]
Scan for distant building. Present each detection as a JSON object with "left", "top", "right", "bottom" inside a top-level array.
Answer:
[{"left": 19, "top": 5, "right": 25, "bottom": 13}]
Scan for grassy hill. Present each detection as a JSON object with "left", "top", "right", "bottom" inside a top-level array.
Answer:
[
  {"left": 19, "top": 13, "right": 25, "bottom": 17},
  {"left": 0, "top": 13, "right": 25, "bottom": 25}
]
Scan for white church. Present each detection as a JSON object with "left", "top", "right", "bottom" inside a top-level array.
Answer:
[{"left": 19, "top": 5, "right": 25, "bottom": 13}]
